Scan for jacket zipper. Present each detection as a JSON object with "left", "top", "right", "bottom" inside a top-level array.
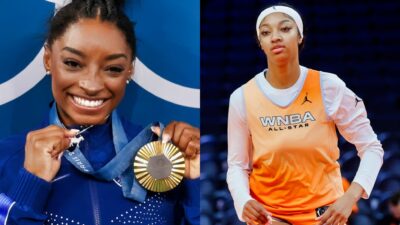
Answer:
[
  {"left": 83, "top": 135, "right": 101, "bottom": 225},
  {"left": 89, "top": 180, "right": 101, "bottom": 225}
]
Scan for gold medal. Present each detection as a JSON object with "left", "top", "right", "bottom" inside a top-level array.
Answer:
[{"left": 134, "top": 141, "right": 185, "bottom": 192}]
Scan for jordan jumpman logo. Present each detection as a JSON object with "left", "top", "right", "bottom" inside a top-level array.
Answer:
[
  {"left": 302, "top": 92, "right": 312, "bottom": 105},
  {"left": 355, "top": 96, "right": 362, "bottom": 107}
]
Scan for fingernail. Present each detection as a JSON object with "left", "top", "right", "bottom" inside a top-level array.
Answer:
[
  {"left": 150, "top": 126, "right": 156, "bottom": 133},
  {"left": 69, "top": 129, "right": 79, "bottom": 135},
  {"left": 162, "top": 134, "right": 171, "bottom": 144},
  {"left": 58, "top": 152, "right": 64, "bottom": 160}
]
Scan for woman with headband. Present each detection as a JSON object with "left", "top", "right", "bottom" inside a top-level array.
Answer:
[
  {"left": 227, "top": 4, "right": 383, "bottom": 225},
  {"left": 0, "top": 0, "right": 199, "bottom": 224}
]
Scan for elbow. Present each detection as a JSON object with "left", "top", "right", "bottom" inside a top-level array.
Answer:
[{"left": 358, "top": 142, "right": 384, "bottom": 161}]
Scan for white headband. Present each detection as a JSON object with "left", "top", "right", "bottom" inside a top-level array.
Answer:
[{"left": 256, "top": 5, "right": 303, "bottom": 38}]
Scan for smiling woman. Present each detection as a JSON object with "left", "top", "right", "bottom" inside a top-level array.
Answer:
[
  {"left": 45, "top": 18, "right": 133, "bottom": 126},
  {"left": 0, "top": 0, "right": 199, "bottom": 224},
  {"left": 226, "top": 4, "right": 383, "bottom": 225}
]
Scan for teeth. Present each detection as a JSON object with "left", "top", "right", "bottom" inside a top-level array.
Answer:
[{"left": 73, "top": 96, "right": 104, "bottom": 108}]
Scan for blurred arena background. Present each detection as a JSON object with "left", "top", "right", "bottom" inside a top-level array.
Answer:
[{"left": 201, "top": 0, "right": 400, "bottom": 224}]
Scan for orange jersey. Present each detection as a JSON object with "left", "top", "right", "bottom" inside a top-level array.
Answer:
[{"left": 243, "top": 69, "right": 344, "bottom": 217}]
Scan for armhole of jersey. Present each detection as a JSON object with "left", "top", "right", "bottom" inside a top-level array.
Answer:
[
  {"left": 240, "top": 85, "right": 251, "bottom": 136},
  {"left": 319, "top": 72, "right": 333, "bottom": 121},
  {"left": 240, "top": 85, "right": 254, "bottom": 169}
]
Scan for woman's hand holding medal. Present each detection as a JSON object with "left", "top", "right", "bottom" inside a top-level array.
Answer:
[
  {"left": 151, "top": 121, "right": 200, "bottom": 179},
  {"left": 24, "top": 125, "right": 77, "bottom": 182}
]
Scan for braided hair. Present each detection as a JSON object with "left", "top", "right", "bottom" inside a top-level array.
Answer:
[{"left": 47, "top": 0, "right": 136, "bottom": 61}]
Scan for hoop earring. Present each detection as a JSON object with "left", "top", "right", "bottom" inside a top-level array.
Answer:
[
  {"left": 46, "top": 70, "right": 50, "bottom": 75},
  {"left": 126, "top": 79, "right": 131, "bottom": 84}
]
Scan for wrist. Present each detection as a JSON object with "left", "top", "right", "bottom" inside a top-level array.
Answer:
[
  {"left": 24, "top": 165, "right": 53, "bottom": 182},
  {"left": 345, "top": 182, "right": 364, "bottom": 202}
]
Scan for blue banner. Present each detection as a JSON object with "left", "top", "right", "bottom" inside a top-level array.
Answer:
[{"left": 0, "top": 0, "right": 199, "bottom": 137}]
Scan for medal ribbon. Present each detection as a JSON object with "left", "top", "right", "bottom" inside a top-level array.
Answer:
[{"left": 49, "top": 104, "right": 163, "bottom": 202}]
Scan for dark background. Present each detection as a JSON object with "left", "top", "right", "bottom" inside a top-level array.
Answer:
[{"left": 201, "top": 1, "right": 400, "bottom": 224}]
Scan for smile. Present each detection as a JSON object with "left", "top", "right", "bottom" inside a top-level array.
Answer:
[{"left": 72, "top": 96, "right": 104, "bottom": 108}]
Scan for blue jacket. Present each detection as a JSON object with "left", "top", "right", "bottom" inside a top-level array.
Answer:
[{"left": 0, "top": 114, "right": 199, "bottom": 225}]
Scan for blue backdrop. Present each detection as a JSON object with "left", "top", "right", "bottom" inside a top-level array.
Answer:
[{"left": 0, "top": 0, "right": 200, "bottom": 137}]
